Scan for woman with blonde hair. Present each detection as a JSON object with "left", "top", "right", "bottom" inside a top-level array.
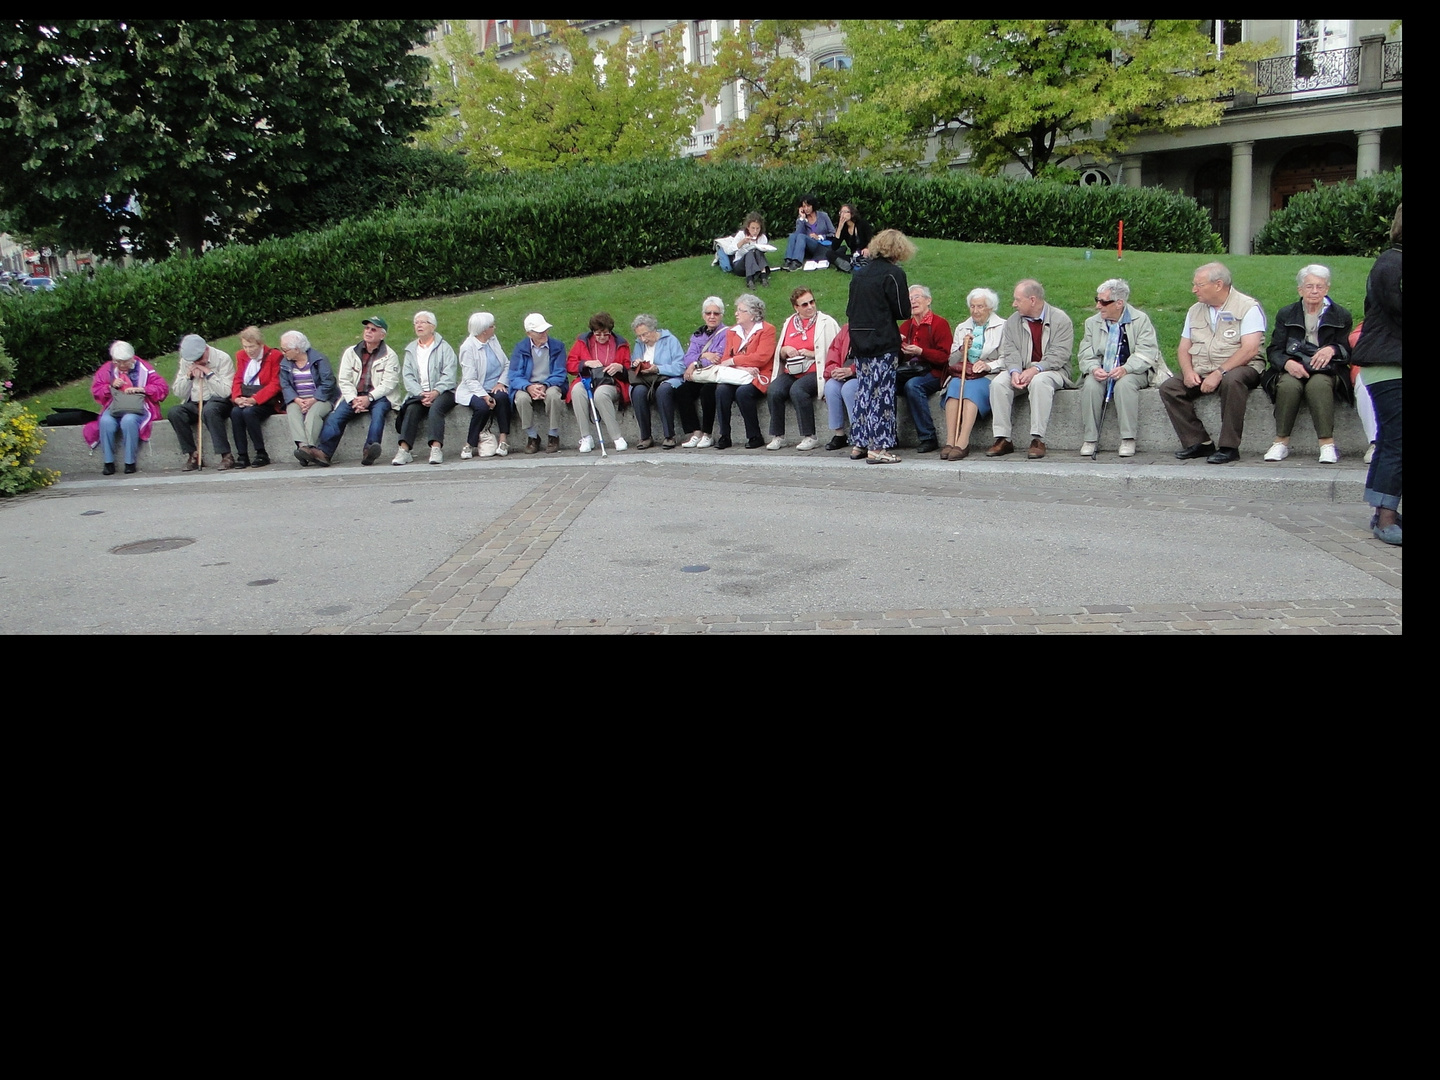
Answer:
[{"left": 844, "top": 228, "right": 916, "bottom": 463}]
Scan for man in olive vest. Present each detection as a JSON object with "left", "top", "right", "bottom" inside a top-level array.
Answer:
[{"left": 1160, "top": 262, "right": 1266, "bottom": 464}]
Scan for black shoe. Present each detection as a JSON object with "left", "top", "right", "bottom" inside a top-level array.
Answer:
[
  {"left": 362, "top": 442, "right": 382, "bottom": 466},
  {"left": 251, "top": 451, "right": 270, "bottom": 468},
  {"left": 1206, "top": 446, "right": 1239, "bottom": 464},
  {"left": 746, "top": 275, "right": 757, "bottom": 289},
  {"left": 102, "top": 462, "right": 116, "bottom": 475},
  {"left": 825, "top": 434, "right": 848, "bottom": 451},
  {"left": 745, "top": 436, "right": 765, "bottom": 449},
  {"left": 233, "top": 454, "right": 251, "bottom": 469},
  {"left": 714, "top": 435, "right": 732, "bottom": 450},
  {"left": 1175, "top": 441, "right": 1215, "bottom": 460},
  {"left": 916, "top": 438, "right": 940, "bottom": 454},
  {"left": 294, "top": 447, "right": 311, "bottom": 467},
  {"left": 124, "top": 463, "right": 137, "bottom": 474}
]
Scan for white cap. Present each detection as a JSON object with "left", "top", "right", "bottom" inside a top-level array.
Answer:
[{"left": 523, "top": 313, "right": 552, "bottom": 334}]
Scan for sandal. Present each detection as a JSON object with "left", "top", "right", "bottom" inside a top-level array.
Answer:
[
  {"left": 866, "top": 450, "right": 901, "bottom": 465},
  {"left": 849, "top": 447, "right": 867, "bottom": 460}
]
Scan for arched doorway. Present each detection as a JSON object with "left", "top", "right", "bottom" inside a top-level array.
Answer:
[
  {"left": 1270, "top": 143, "right": 1356, "bottom": 212},
  {"left": 1193, "top": 158, "right": 1231, "bottom": 252}
]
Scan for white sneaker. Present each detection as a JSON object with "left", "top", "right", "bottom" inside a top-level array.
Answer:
[
  {"left": 1318, "top": 444, "right": 1339, "bottom": 464},
  {"left": 696, "top": 434, "right": 714, "bottom": 448},
  {"left": 460, "top": 444, "right": 474, "bottom": 460},
  {"left": 803, "top": 260, "right": 818, "bottom": 271},
  {"left": 766, "top": 436, "right": 784, "bottom": 451},
  {"left": 495, "top": 442, "right": 509, "bottom": 457},
  {"left": 1364, "top": 442, "right": 1375, "bottom": 464},
  {"left": 681, "top": 434, "right": 701, "bottom": 448},
  {"left": 1079, "top": 441, "right": 1096, "bottom": 457},
  {"left": 814, "top": 260, "right": 829, "bottom": 270},
  {"left": 613, "top": 437, "right": 628, "bottom": 451},
  {"left": 428, "top": 445, "right": 443, "bottom": 465},
  {"left": 391, "top": 447, "right": 413, "bottom": 465},
  {"left": 1118, "top": 439, "right": 1136, "bottom": 458},
  {"left": 1263, "top": 442, "right": 1289, "bottom": 462},
  {"left": 579, "top": 435, "right": 594, "bottom": 453},
  {"left": 796, "top": 435, "right": 818, "bottom": 451}
]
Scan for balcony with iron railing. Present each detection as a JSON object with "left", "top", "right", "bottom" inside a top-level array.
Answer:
[{"left": 1244, "top": 36, "right": 1400, "bottom": 102}]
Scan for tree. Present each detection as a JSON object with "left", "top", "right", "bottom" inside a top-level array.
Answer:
[
  {"left": 421, "top": 22, "right": 706, "bottom": 171},
  {"left": 841, "top": 20, "right": 1270, "bottom": 178},
  {"left": 0, "top": 20, "right": 438, "bottom": 258},
  {"left": 701, "top": 21, "right": 853, "bottom": 166}
]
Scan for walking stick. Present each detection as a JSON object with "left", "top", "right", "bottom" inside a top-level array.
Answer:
[
  {"left": 582, "top": 377, "right": 608, "bottom": 459},
  {"left": 1093, "top": 375, "right": 1113, "bottom": 461},
  {"left": 196, "top": 387, "right": 204, "bottom": 470}
]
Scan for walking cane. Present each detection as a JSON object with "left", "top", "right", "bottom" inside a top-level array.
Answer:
[
  {"left": 582, "top": 377, "right": 608, "bottom": 459},
  {"left": 196, "top": 386, "right": 204, "bottom": 470},
  {"left": 1093, "top": 375, "right": 1113, "bottom": 461}
]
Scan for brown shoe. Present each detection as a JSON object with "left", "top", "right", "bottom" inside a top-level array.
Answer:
[
  {"left": 1027, "top": 438, "right": 1046, "bottom": 459},
  {"left": 546, "top": 435, "right": 560, "bottom": 454},
  {"left": 524, "top": 436, "right": 540, "bottom": 454},
  {"left": 986, "top": 437, "right": 1014, "bottom": 457},
  {"left": 953, "top": 445, "right": 970, "bottom": 460},
  {"left": 304, "top": 446, "right": 331, "bottom": 467},
  {"left": 184, "top": 451, "right": 200, "bottom": 472},
  {"left": 219, "top": 452, "right": 235, "bottom": 470}
]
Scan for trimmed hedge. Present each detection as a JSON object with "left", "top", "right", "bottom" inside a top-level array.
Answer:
[
  {"left": 1254, "top": 169, "right": 1402, "bottom": 258},
  {"left": 0, "top": 160, "right": 1220, "bottom": 395}
]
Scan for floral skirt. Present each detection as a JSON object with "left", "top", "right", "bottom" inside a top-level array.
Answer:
[{"left": 852, "top": 353, "right": 898, "bottom": 450}]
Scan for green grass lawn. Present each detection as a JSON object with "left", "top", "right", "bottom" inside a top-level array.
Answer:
[{"left": 17, "top": 239, "right": 1376, "bottom": 418}]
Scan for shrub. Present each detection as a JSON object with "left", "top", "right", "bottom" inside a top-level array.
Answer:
[
  {"left": 0, "top": 381, "right": 59, "bottom": 496},
  {"left": 0, "top": 159, "right": 1220, "bottom": 395},
  {"left": 1254, "top": 169, "right": 1402, "bottom": 257}
]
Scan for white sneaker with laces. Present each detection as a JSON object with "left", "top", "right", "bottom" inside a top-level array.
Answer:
[
  {"left": 429, "top": 445, "right": 444, "bottom": 465},
  {"left": 1263, "top": 442, "right": 1289, "bottom": 462},
  {"left": 460, "top": 444, "right": 474, "bottom": 460},
  {"left": 613, "top": 437, "right": 628, "bottom": 451},
  {"left": 1079, "top": 442, "right": 1096, "bottom": 457},
  {"left": 392, "top": 447, "right": 413, "bottom": 465},
  {"left": 579, "top": 435, "right": 594, "bottom": 453},
  {"left": 1318, "top": 444, "right": 1339, "bottom": 464},
  {"left": 495, "top": 442, "right": 509, "bottom": 457},
  {"left": 681, "top": 434, "right": 701, "bottom": 448},
  {"left": 1118, "top": 439, "right": 1136, "bottom": 458},
  {"left": 697, "top": 434, "right": 714, "bottom": 449},
  {"left": 796, "top": 436, "right": 818, "bottom": 451},
  {"left": 766, "top": 436, "right": 784, "bottom": 451}
]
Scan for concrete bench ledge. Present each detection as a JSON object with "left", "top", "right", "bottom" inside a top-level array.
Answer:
[{"left": 37, "top": 385, "right": 1370, "bottom": 476}]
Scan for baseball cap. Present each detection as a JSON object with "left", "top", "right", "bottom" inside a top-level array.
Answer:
[
  {"left": 523, "top": 313, "right": 552, "bottom": 334},
  {"left": 362, "top": 315, "right": 389, "bottom": 331},
  {"left": 179, "top": 334, "right": 208, "bottom": 361}
]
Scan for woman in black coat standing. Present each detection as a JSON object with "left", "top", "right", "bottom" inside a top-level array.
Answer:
[
  {"left": 1352, "top": 203, "right": 1402, "bottom": 545},
  {"left": 844, "top": 228, "right": 916, "bottom": 464}
]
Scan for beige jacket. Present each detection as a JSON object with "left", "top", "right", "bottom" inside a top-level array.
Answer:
[
  {"left": 1183, "top": 288, "right": 1263, "bottom": 377},
  {"left": 173, "top": 346, "right": 235, "bottom": 405}
]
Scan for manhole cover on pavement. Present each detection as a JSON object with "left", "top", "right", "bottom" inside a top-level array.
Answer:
[{"left": 110, "top": 537, "right": 196, "bottom": 555}]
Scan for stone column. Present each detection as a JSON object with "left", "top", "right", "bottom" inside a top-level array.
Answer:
[
  {"left": 1228, "top": 141, "right": 1254, "bottom": 255},
  {"left": 1355, "top": 128, "right": 1382, "bottom": 178},
  {"left": 1359, "top": 34, "right": 1384, "bottom": 93},
  {"left": 1119, "top": 156, "right": 1143, "bottom": 187}
]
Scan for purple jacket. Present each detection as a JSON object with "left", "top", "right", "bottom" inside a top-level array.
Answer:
[{"left": 85, "top": 358, "right": 169, "bottom": 447}]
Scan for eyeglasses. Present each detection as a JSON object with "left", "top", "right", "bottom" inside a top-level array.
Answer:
[
  {"left": 703, "top": 310, "right": 723, "bottom": 317},
  {"left": 1095, "top": 297, "right": 1117, "bottom": 305},
  {"left": 796, "top": 299, "right": 816, "bottom": 307}
]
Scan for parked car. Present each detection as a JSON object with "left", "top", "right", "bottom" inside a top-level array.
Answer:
[{"left": 21, "top": 276, "right": 55, "bottom": 291}]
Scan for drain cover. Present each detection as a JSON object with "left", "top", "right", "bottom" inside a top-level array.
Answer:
[
  {"left": 110, "top": 537, "right": 195, "bottom": 555},
  {"left": 680, "top": 564, "right": 711, "bottom": 573}
]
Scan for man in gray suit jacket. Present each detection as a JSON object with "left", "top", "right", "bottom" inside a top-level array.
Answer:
[{"left": 987, "top": 279, "right": 1075, "bottom": 459}]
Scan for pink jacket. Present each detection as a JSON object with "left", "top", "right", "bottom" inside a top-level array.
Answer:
[{"left": 84, "top": 358, "right": 169, "bottom": 447}]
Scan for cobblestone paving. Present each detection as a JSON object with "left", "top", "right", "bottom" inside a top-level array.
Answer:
[{"left": 311, "top": 462, "right": 1400, "bottom": 635}]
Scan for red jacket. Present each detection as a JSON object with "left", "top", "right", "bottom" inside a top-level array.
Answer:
[
  {"left": 899, "top": 313, "right": 954, "bottom": 379},
  {"left": 231, "top": 346, "right": 284, "bottom": 412},
  {"left": 721, "top": 322, "right": 778, "bottom": 389},
  {"left": 566, "top": 332, "right": 632, "bottom": 405}
]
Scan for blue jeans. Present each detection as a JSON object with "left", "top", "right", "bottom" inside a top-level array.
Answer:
[
  {"left": 317, "top": 396, "right": 392, "bottom": 458},
  {"left": 1364, "top": 379, "right": 1402, "bottom": 511},
  {"left": 99, "top": 410, "right": 142, "bottom": 464},
  {"left": 903, "top": 374, "right": 944, "bottom": 441},
  {"left": 824, "top": 377, "right": 859, "bottom": 430},
  {"left": 785, "top": 232, "right": 830, "bottom": 263}
]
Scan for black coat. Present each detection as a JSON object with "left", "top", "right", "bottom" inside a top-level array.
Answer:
[
  {"left": 846, "top": 258, "right": 910, "bottom": 357},
  {"left": 1351, "top": 244, "right": 1402, "bottom": 369},
  {"left": 1262, "top": 298, "right": 1354, "bottom": 405}
]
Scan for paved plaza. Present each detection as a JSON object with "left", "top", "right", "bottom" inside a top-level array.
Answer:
[{"left": 0, "top": 450, "right": 1401, "bottom": 634}]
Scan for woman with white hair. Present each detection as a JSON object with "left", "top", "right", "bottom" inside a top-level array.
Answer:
[
  {"left": 395, "top": 310, "right": 459, "bottom": 465},
  {"left": 675, "top": 296, "right": 727, "bottom": 448},
  {"left": 712, "top": 292, "right": 778, "bottom": 449},
  {"left": 85, "top": 340, "right": 168, "bottom": 475},
  {"left": 279, "top": 330, "right": 338, "bottom": 456},
  {"left": 628, "top": 313, "right": 687, "bottom": 449},
  {"left": 939, "top": 287, "right": 1006, "bottom": 460},
  {"left": 1262, "top": 264, "right": 1353, "bottom": 464},
  {"left": 456, "top": 311, "right": 512, "bottom": 458}
]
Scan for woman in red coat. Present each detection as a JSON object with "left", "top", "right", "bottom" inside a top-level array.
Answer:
[{"left": 230, "top": 325, "right": 283, "bottom": 467}]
